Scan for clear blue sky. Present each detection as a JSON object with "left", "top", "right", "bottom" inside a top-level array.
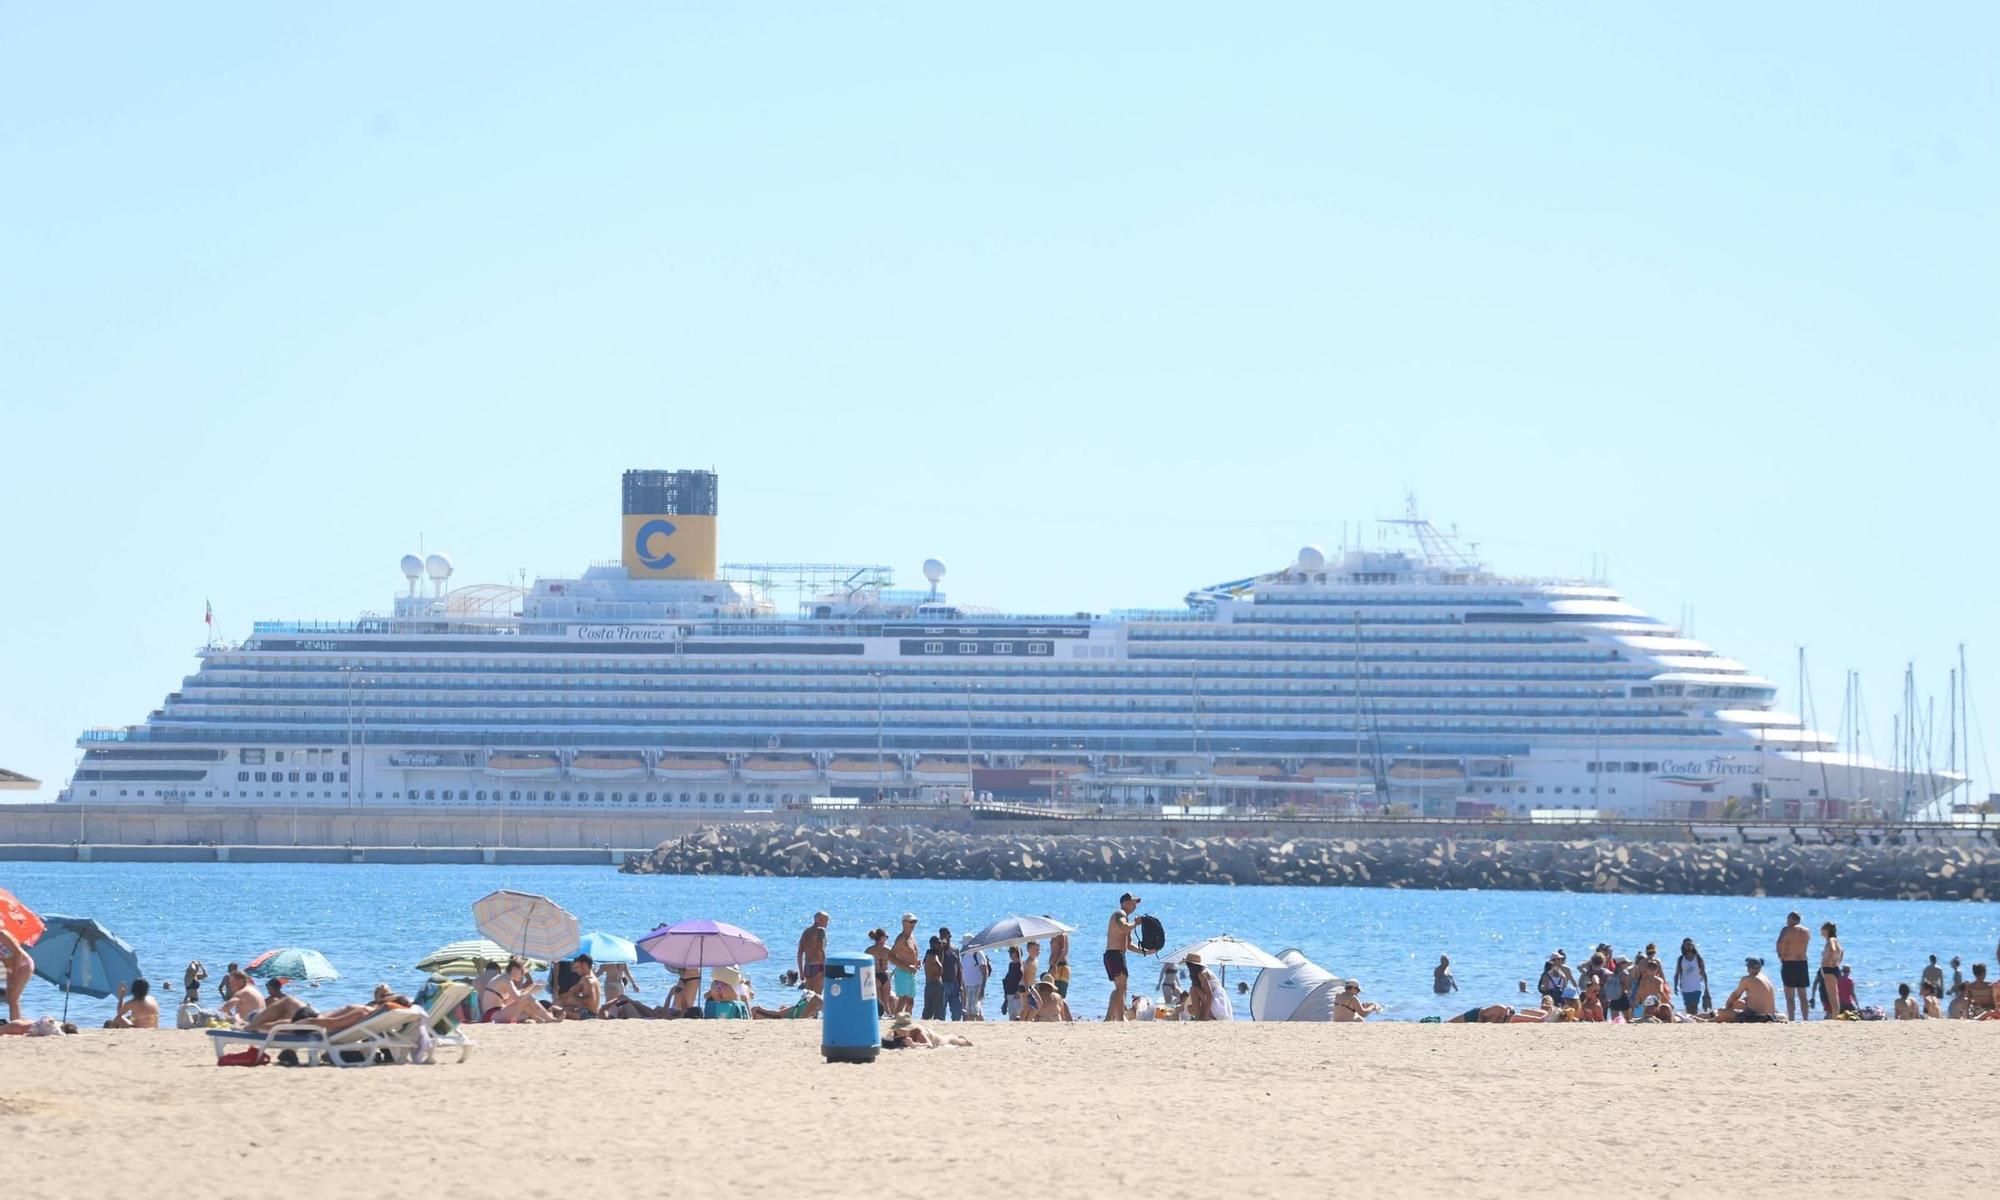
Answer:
[{"left": 3, "top": 6, "right": 1994, "bottom": 802}]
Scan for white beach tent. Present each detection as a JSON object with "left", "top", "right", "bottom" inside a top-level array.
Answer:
[{"left": 1249, "top": 949, "right": 1344, "bottom": 1022}]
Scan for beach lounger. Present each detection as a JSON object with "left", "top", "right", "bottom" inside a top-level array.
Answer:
[
  {"left": 207, "top": 1007, "right": 425, "bottom": 1068},
  {"left": 420, "top": 981, "right": 476, "bottom": 1063}
]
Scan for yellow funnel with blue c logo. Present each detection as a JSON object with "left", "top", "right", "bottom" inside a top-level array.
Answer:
[{"left": 622, "top": 513, "right": 716, "bottom": 579}]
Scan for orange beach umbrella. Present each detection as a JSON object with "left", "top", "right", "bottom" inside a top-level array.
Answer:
[{"left": 0, "top": 887, "right": 45, "bottom": 946}]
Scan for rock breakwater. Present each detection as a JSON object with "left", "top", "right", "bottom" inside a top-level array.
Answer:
[{"left": 622, "top": 824, "right": 1999, "bottom": 901}]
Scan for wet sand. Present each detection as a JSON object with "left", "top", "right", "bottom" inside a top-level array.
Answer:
[{"left": 3, "top": 1020, "right": 1990, "bottom": 1198}]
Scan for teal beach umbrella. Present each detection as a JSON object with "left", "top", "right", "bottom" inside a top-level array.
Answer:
[
  {"left": 30, "top": 915, "right": 141, "bottom": 1018},
  {"left": 574, "top": 931, "right": 638, "bottom": 964},
  {"left": 246, "top": 947, "right": 340, "bottom": 984}
]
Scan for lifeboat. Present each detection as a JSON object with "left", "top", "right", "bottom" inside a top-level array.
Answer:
[
  {"left": 1387, "top": 763, "right": 1465, "bottom": 781},
  {"left": 825, "top": 758, "right": 906, "bottom": 784},
  {"left": 486, "top": 752, "right": 561, "bottom": 778},
  {"left": 740, "top": 756, "right": 820, "bottom": 782},
  {"left": 1296, "top": 762, "right": 1365, "bottom": 780},
  {"left": 569, "top": 753, "right": 649, "bottom": 780},
  {"left": 654, "top": 756, "right": 734, "bottom": 781},
  {"left": 1212, "top": 763, "right": 1282, "bottom": 779},
  {"left": 911, "top": 758, "right": 972, "bottom": 783},
  {"left": 1015, "top": 760, "right": 1087, "bottom": 778}
]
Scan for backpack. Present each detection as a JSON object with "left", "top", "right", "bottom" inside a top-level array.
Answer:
[{"left": 1135, "top": 915, "right": 1166, "bottom": 953}]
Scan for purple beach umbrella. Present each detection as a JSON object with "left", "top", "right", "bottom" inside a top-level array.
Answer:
[{"left": 636, "top": 919, "right": 769, "bottom": 969}]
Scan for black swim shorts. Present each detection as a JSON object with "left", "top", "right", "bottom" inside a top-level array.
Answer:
[
  {"left": 1103, "top": 949, "right": 1128, "bottom": 981},
  {"left": 1780, "top": 960, "right": 1810, "bottom": 989}
]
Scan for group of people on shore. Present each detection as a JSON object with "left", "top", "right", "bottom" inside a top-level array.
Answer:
[{"left": 1430, "top": 912, "right": 2000, "bottom": 1025}]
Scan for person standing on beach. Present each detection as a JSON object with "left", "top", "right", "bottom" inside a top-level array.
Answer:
[
  {"left": 1104, "top": 892, "right": 1142, "bottom": 1022},
  {"left": 1921, "top": 955, "right": 1944, "bottom": 1002},
  {"left": 797, "top": 911, "right": 829, "bottom": 996},
  {"left": 889, "top": 913, "right": 922, "bottom": 1017},
  {"left": 921, "top": 936, "right": 945, "bottom": 1020},
  {"left": 960, "top": 939, "right": 990, "bottom": 1020},
  {"left": 1776, "top": 913, "right": 1812, "bottom": 1020},
  {"left": 1048, "top": 922, "right": 1071, "bottom": 998},
  {"left": 1022, "top": 940, "right": 1042, "bottom": 996},
  {"left": 1817, "top": 922, "right": 1844, "bottom": 1019},
  {"left": 1000, "top": 945, "right": 1023, "bottom": 1018},
  {"left": 938, "top": 928, "right": 963, "bottom": 1021},
  {"left": 1675, "top": 939, "right": 1710, "bottom": 1013},
  {"left": 1434, "top": 955, "right": 1457, "bottom": 996},
  {"left": 0, "top": 928, "right": 32, "bottom": 1024},
  {"left": 864, "top": 929, "right": 894, "bottom": 1015}
]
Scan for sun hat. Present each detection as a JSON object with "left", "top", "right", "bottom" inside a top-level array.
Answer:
[{"left": 1185, "top": 952, "right": 1204, "bottom": 965}]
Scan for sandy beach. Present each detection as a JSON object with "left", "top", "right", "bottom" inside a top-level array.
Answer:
[{"left": 4, "top": 1020, "right": 1990, "bottom": 1198}]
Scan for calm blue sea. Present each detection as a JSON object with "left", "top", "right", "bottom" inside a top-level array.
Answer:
[{"left": 6, "top": 863, "right": 1996, "bottom": 1023}]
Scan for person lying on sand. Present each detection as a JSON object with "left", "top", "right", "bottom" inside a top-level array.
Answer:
[
  {"left": 1, "top": 1018, "right": 79, "bottom": 1036},
  {"left": 881, "top": 1014, "right": 971, "bottom": 1049},
  {"left": 751, "top": 991, "right": 822, "bottom": 1020},
  {"left": 1445, "top": 1003, "right": 1548, "bottom": 1023}
]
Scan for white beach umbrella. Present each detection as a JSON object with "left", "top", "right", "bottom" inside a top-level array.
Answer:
[
  {"left": 472, "top": 889, "right": 581, "bottom": 960},
  {"left": 963, "top": 914, "right": 1077, "bottom": 952},
  {"left": 1161, "top": 935, "right": 1287, "bottom": 970}
]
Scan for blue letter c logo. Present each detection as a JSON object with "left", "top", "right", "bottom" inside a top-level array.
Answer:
[{"left": 635, "top": 518, "right": 677, "bottom": 569}]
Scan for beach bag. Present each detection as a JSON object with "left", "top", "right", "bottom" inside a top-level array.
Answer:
[
  {"left": 1136, "top": 915, "right": 1165, "bottom": 954},
  {"left": 217, "top": 1047, "right": 268, "bottom": 1067}
]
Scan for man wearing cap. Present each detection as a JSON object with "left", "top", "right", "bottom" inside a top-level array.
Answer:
[
  {"left": 1104, "top": 892, "right": 1142, "bottom": 1022},
  {"left": 889, "top": 913, "right": 921, "bottom": 1017}
]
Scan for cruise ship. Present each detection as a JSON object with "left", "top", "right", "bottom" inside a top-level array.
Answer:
[{"left": 65, "top": 470, "right": 1960, "bottom": 820}]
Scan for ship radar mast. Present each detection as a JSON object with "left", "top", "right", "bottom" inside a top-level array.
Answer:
[{"left": 1378, "top": 493, "right": 1482, "bottom": 572}]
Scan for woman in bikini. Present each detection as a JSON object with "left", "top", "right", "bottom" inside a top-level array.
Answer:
[
  {"left": 1817, "top": 922, "right": 1843, "bottom": 1019},
  {"left": 0, "top": 928, "right": 33, "bottom": 1024},
  {"left": 864, "top": 929, "right": 894, "bottom": 1016}
]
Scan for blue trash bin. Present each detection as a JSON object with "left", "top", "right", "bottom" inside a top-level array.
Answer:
[{"left": 821, "top": 952, "right": 879, "bottom": 1063}]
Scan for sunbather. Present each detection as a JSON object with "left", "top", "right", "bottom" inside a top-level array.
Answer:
[
  {"left": 104, "top": 979, "right": 160, "bottom": 1029},
  {"left": 1445, "top": 1003, "right": 1547, "bottom": 1023},
  {"left": 1029, "top": 979, "right": 1072, "bottom": 1022},
  {"left": 704, "top": 968, "right": 748, "bottom": 1019},
  {"left": 881, "top": 1013, "right": 971, "bottom": 1049},
  {"left": 484, "top": 961, "right": 558, "bottom": 1024},
  {"left": 0, "top": 1019, "right": 78, "bottom": 1036},
  {"left": 246, "top": 979, "right": 312, "bottom": 1031},
  {"left": 554, "top": 954, "right": 601, "bottom": 1018},
  {"left": 751, "top": 991, "right": 822, "bottom": 1020},
  {"left": 220, "top": 977, "right": 265, "bottom": 1024},
  {"left": 285, "top": 992, "right": 413, "bottom": 1036}
]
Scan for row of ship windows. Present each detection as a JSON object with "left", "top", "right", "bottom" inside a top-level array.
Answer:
[
  {"left": 170, "top": 695, "right": 1710, "bottom": 716},
  {"left": 236, "top": 771, "right": 349, "bottom": 783},
  {"left": 213, "top": 647, "right": 1663, "bottom": 672},
  {"left": 161, "top": 711, "right": 1722, "bottom": 734},
  {"left": 87, "top": 788, "right": 804, "bottom": 805}
]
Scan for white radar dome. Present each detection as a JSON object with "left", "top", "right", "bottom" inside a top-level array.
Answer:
[
  {"left": 1297, "top": 544, "right": 1327, "bottom": 571},
  {"left": 922, "top": 558, "right": 946, "bottom": 583},
  {"left": 400, "top": 554, "right": 424, "bottom": 580},
  {"left": 424, "top": 552, "right": 453, "bottom": 581}
]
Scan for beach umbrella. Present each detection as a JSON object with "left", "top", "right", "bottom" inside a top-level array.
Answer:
[
  {"left": 963, "top": 914, "right": 1077, "bottom": 952},
  {"left": 1161, "top": 935, "right": 1287, "bottom": 970},
  {"left": 246, "top": 947, "right": 340, "bottom": 984},
  {"left": 472, "top": 890, "right": 581, "bottom": 960},
  {"left": 574, "top": 931, "right": 638, "bottom": 964},
  {"left": 1162, "top": 935, "right": 1287, "bottom": 1007},
  {"left": 0, "top": 887, "right": 44, "bottom": 946},
  {"left": 29, "top": 914, "right": 140, "bottom": 1018},
  {"left": 414, "top": 939, "right": 545, "bottom": 977},
  {"left": 636, "top": 919, "right": 768, "bottom": 969}
]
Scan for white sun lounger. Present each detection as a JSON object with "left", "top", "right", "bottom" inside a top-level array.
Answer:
[{"left": 208, "top": 1006, "right": 424, "bottom": 1068}]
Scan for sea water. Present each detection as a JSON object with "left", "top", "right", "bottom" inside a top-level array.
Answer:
[{"left": 6, "top": 862, "right": 1996, "bottom": 1022}]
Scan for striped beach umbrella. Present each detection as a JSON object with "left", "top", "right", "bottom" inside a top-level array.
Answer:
[
  {"left": 472, "top": 890, "right": 580, "bottom": 960},
  {"left": 246, "top": 947, "right": 340, "bottom": 984}
]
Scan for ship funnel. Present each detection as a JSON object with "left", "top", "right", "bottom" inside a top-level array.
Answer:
[{"left": 621, "top": 469, "right": 718, "bottom": 581}]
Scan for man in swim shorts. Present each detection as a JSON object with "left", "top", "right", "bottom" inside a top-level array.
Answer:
[
  {"left": 1776, "top": 912, "right": 1811, "bottom": 1021},
  {"left": 1712, "top": 957, "right": 1781, "bottom": 1022},
  {"left": 796, "top": 911, "right": 828, "bottom": 992},
  {"left": 1104, "top": 892, "right": 1141, "bottom": 1023},
  {"left": 889, "top": 912, "right": 921, "bottom": 1017}
]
